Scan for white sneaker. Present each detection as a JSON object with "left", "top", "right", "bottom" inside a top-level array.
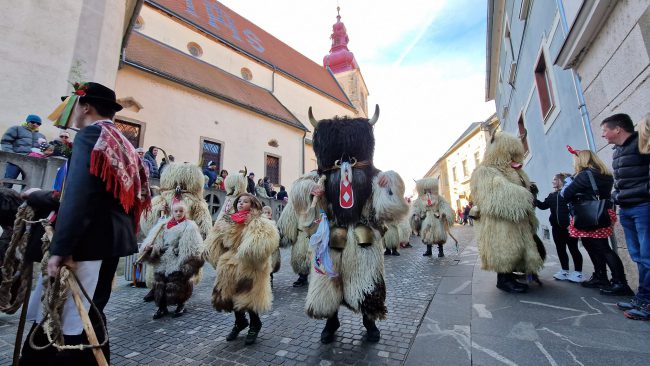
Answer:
[
  {"left": 567, "top": 271, "right": 584, "bottom": 283},
  {"left": 553, "top": 270, "right": 569, "bottom": 281}
]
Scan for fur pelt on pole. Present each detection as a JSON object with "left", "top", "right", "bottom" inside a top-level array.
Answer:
[
  {"left": 144, "top": 220, "right": 204, "bottom": 306},
  {"left": 469, "top": 131, "right": 543, "bottom": 274},
  {"left": 204, "top": 212, "right": 279, "bottom": 314},
  {"left": 411, "top": 178, "right": 454, "bottom": 245}
]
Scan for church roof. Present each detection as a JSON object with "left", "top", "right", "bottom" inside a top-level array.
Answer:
[
  {"left": 123, "top": 32, "right": 307, "bottom": 131},
  {"left": 146, "top": 0, "right": 354, "bottom": 109}
]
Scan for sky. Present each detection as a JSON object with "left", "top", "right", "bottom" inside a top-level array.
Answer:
[{"left": 221, "top": 0, "right": 495, "bottom": 195}]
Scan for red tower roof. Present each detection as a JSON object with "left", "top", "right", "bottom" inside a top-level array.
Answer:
[{"left": 323, "top": 7, "right": 358, "bottom": 73}]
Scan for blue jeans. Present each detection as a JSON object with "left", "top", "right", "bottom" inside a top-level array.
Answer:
[
  {"left": 3, "top": 163, "right": 22, "bottom": 188},
  {"left": 620, "top": 202, "right": 650, "bottom": 303}
]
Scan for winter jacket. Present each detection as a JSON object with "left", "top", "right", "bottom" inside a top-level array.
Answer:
[
  {"left": 276, "top": 190, "right": 288, "bottom": 201},
  {"left": 143, "top": 151, "right": 159, "bottom": 179},
  {"left": 203, "top": 168, "right": 217, "bottom": 187},
  {"left": 247, "top": 177, "right": 256, "bottom": 195},
  {"left": 611, "top": 132, "right": 650, "bottom": 207},
  {"left": 534, "top": 191, "right": 570, "bottom": 229},
  {"left": 1, "top": 125, "right": 46, "bottom": 154},
  {"left": 50, "top": 140, "right": 73, "bottom": 159},
  {"left": 561, "top": 168, "right": 614, "bottom": 206}
]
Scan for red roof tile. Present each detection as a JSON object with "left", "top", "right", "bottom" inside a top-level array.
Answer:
[
  {"left": 124, "top": 32, "right": 306, "bottom": 130},
  {"left": 147, "top": 0, "right": 354, "bottom": 108}
]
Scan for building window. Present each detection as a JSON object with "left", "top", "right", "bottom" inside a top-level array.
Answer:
[
  {"left": 461, "top": 160, "right": 468, "bottom": 178},
  {"left": 452, "top": 166, "right": 458, "bottom": 182},
  {"left": 114, "top": 119, "right": 142, "bottom": 148},
  {"left": 187, "top": 42, "right": 203, "bottom": 57},
  {"left": 534, "top": 51, "right": 555, "bottom": 119},
  {"left": 474, "top": 151, "right": 481, "bottom": 167},
  {"left": 134, "top": 16, "right": 144, "bottom": 30},
  {"left": 265, "top": 154, "right": 280, "bottom": 185},
  {"left": 518, "top": 115, "right": 529, "bottom": 156},
  {"left": 201, "top": 139, "right": 222, "bottom": 170},
  {"left": 241, "top": 67, "right": 253, "bottom": 81}
]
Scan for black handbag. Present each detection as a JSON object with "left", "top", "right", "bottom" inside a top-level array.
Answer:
[{"left": 570, "top": 170, "right": 612, "bottom": 230}]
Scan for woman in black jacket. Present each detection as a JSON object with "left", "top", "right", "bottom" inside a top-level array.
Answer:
[
  {"left": 535, "top": 173, "right": 583, "bottom": 282},
  {"left": 562, "top": 150, "right": 633, "bottom": 296}
]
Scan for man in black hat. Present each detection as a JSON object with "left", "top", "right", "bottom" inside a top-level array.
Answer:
[
  {"left": 20, "top": 82, "right": 150, "bottom": 365},
  {"left": 247, "top": 171, "right": 256, "bottom": 195}
]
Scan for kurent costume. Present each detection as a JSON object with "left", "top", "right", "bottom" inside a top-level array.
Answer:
[
  {"left": 204, "top": 194, "right": 279, "bottom": 345},
  {"left": 410, "top": 178, "right": 454, "bottom": 258},
  {"left": 283, "top": 106, "right": 408, "bottom": 344},
  {"left": 277, "top": 199, "right": 311, "bottom": 287},
  {"left": 469, "top": 130, "right": 544, "bottom": 293},
  {"left": 142, "top": 214, "right": 204, "bottom": 319},
  {"left": 217, "top": 170, "right": 249, "bottom": 220},
  {"left": 19, "top": 82, "right": 150, "bottom": 365}
]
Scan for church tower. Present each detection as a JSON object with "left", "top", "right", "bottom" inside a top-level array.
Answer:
[{"left": 323, "top": 7, "right": 369, "bottom": 117}]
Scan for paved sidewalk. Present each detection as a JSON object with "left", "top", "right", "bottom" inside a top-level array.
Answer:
[{"left": 1, "top": 225, "right": 648, "bottom": 365}]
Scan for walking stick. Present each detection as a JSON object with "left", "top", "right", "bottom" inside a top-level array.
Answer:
[
  {"left": 66, "top": 272, "right": 109, "bottom": 366},
  {"left": 11, "top": 263, "right": 33, "bottom": 366}
]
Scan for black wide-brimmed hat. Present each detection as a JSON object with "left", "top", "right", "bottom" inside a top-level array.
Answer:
[{"left": 60, "top": 82, "right": 123, "bottom": 112}]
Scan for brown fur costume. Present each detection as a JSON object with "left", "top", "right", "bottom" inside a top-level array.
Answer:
[
  {"left": 411, "top": 178, "right": 454, "bottom": 245},
  {"left": 204, "top": 209, "right": 279, "bottom": 314},
  {"left": 469, "top": 131, "right": 544, "bottom": 274},
  {"left": 144, "top": 220, "right": 204, "bottom": 306}
]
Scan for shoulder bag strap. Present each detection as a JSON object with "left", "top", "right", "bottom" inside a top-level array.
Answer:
[{"left": 585, "top": 170, "right": 600, "bottom": 200}]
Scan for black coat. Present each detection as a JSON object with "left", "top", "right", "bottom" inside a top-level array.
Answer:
[
  {"left": 247, "top": 177, "right": 256, "bottom": 195},
  {"left": 612, "top": 132, "right": 650, "bottom": 207},
  {"left": 49, "top": 124, "right": 138, "bottom": 261},
  {"left": 25, "top": 190, "right": 60, "bottom": 262},
  {"left": 535, "top": 191, "right": 570, "bottom": 229},
  {"left": 562, "top": 168, "right": 614, "bottom": 206}
]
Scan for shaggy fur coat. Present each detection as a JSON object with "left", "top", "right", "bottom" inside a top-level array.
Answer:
[
  {"left": 216, "top": 173, "right": 248, "bottom": 220},
  {"left": 277, "top": 184, "right": 313, "bottom": 276},
  {"left": 204, "top": 212, "right": 279, "bottom": 314},
  {"left": 144, "top": 220, "right": 204, "bottom": 306},
  {"left": 286, "top": 171, "right": 408, "bottom": 321},
  {"left": 411, "top": 178, "right": 454, "bottom": 246},
  {"left": 469, "top": 132, "right": 544, "bottom": 274},
  {"left": 268, "top": 219, "right": 281, "bottom": 274}
]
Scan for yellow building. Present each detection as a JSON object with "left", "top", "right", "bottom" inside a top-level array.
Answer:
[
  {"left": 114, "top": 0, "right": 367, "bottom": 189},
  {"left": 424, "top": 114, "right": 499, "bottom": 212}
]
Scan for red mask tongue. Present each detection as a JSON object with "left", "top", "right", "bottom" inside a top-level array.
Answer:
[{"left": 511, "top": 161, "right": 523, "bottom": 170}]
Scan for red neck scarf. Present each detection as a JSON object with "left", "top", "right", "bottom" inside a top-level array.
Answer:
[
  {"left": 231, "top": 210, "right": 250, "bottom": 224},
  {"left": 166, "top": 217, "right": 187, "bottom": 229},
  {"left": 89, "top": 121, "right": 151, "bottom": 229}
]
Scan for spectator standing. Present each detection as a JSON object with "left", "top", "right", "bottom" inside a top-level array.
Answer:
[
  {"left": 203, "top": 161, "right": 218, "bottom": 188},
  {"left": 600, "top": 114, "right": 650, "bottom": 320},
  {"left": 247, "top": 172, "right": 256, "bottom": 195},
  {"left": 535, "top": 173, "right": 584, "bottom": 282},
  {"left": 276, "top": 185, "right": 288, "bottom": 201},
  {"left": 256, "top": 179, "right": 270, "bottom": 198},
  {"left": 263, "top": 176, "right": 276, "bottom": 198},
  {"left": 51, "top": 131, "right": 73, "bottom": 158},
  {"left": 561, "top": 149, "right": 634, "bottom": 296},
  {"left": 1, "top": 114, "right": 46, "bottom": 186},
  {"left": 144, "top": 146, "right": 160, "bottom": 179}
]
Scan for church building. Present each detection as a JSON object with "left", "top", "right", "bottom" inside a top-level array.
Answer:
[{"left": 114, "top": 0, "right": 369, "bottom": 189}]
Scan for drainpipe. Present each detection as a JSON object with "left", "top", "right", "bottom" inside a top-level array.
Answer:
[
  {"left": 301, "top": 130, "right": 306, "bottom": 174},
  {"left": 556, "top": 0, "right": 597, "bottom": 152}
]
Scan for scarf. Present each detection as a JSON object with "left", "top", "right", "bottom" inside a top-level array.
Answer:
[
  {"left": 89, "top": 121, "right": 151, "bottom": 229},
  {"left": 22, "top": 123, "right": 39, "bottom": 132},
  {"left": 166, "top": 217, "right": 187, "bottom": 229},
  {"left": 230, "top": 210, "right": 250, "bottom": 224}
]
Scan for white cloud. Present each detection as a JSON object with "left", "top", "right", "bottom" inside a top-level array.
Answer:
[{"left": 221, "top": 0, "right": 495, "bottom": 194}]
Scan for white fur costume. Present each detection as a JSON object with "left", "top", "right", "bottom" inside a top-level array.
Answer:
[{"left": 411, "top": 178, "right": 454, "bottom": 245}]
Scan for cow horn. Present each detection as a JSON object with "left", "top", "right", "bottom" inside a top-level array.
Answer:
[
  {"left": 243, "top": 166, "right": 247, "bottom": 177},
  {"left": 368, "top": 105, "right": 380, "bottom": 126},
  {"left": 308, "top": 107, "right": 318, "bottom": 129}
]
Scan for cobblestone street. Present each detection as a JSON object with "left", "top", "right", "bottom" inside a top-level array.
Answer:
[{"left": 2, "top": 224, "right": 649, "bottom": 366}]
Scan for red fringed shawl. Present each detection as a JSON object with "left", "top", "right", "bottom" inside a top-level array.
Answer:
[{"left": 89, "top": 121, "right": 151, "bottom": 230}]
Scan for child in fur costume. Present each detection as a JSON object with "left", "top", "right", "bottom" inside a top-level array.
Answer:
[
  {"left": 398, "top": 215, "right": 412, "bottom": 248},
  {"left": 411, "top": 178, "right": 455, "bottom": 257},
  {"left": 263, "top": 206, "right": 281, "bottom": 287},
  {"left": 469, "top": 130, "right": 545, "bottom": 293},
  {"left": 216, "top": 169, "right": 249, "bottom": 220},
  {"left": 142, "top": 201, "right": 204, "bottom": 319},
  {"left": 277, "top": 199, "right": 312, "bottom": 287},
  {"left": 139, "top": 162, "right": 211, "bottom": 303},
  {"left": 204, "top": 193, "right": 279, "bottom": 345},
  {"left": 383, "top": 224, "right": 401, "bottom": 256}
]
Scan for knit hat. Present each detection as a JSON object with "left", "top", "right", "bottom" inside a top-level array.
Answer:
[{"left": 25, "top": 114, "right": 42, "bottom": 124}]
